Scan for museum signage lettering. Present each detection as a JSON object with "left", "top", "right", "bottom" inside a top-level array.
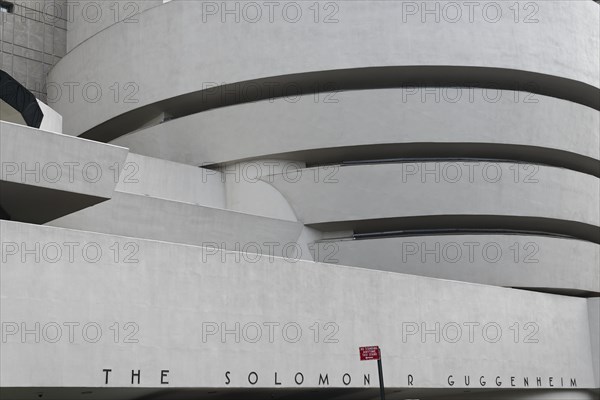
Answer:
[{"left": 101, "top": 369, "right": 578, "bottom": 388}]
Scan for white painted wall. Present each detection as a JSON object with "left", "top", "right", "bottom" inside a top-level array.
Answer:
[
  {"left": 1, "top": 221, "right": 597, "bottom": 391},
  {"left": 112, "top": 90, "right": 600, "bottom": 167},
  {"left": 50, "top": 1, "right": 599, "bottom": 137},
  {"left": 37, "top": 100, "right": 63, "bottom": 134}
]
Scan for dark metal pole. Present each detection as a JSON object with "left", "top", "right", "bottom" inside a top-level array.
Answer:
[{"left": 377, "top": 357, "right": 385, "bottom": 400}]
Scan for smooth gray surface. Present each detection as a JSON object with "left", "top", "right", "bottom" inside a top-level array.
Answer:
[
  {"left": 267, "top": 163, "right": 600, "bottom": 236},
  {"left": 0, "top": 122, "right": 127, "bottom": 222},
  {"left": 115, "top": 153, "right": 226, "bottom": 210},
  {"left": 3, "top": 1, "right": 599, "bottom": 397},
  {"left": 1, "top": 220, "right": 597, "bottom": 390},
  {"left": 48, "top": 0, "right": 600, "bottom": 137},
  {"left": 114, "top": 154, "right": 300, "bottom": 221},
  {"left": 112, "top": 89, "right": 600, "bottom": 171},
  {"left": 313, "top": 235, "right": 600, "bottom": 294},
  {"left": 47, "top": 191, "right": 304, "bottom": 253},
  {"left": 66, "top": 0, "right": 163, "bottom": 52}
]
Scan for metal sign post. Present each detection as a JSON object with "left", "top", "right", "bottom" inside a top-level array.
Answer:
[
  {"left": 377, "top": 355, "right": 385, "bottom": 400},
  {"left": 359, "top": 346, "right": 385, "bottom": 400}
]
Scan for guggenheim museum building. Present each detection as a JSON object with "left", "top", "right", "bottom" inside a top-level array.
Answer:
[{"left": 1, "top": 0, "right": 599, "bottom": 399}]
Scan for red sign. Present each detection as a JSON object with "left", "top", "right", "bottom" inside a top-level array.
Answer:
[{"left": 359, "top": 346, "right": 381, "bottom": 361}]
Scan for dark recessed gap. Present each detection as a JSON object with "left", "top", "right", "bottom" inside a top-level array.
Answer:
[
  {"left": 0, "top": 1, "right": 14, "bottom": 13},
  {"left": 206, "top": 143, "right": 599, "bottom": 178},
  {"left": 80, "top": 66, "right": 600, "bottom": 143},
  {"left": 306, "top": 146, "right": 600, "bottom": 178},
  {"left": 353, "top": 228, "right": 579, "bottom": 241},
  {"left": 338, "top": 157, "right": 555, "bottom": 168},
  {"left": 512, "top": 287, "right": 599, "bottom": 298},
  {"left": 308, "top": 215, "right": 600, "bottom": 244}
]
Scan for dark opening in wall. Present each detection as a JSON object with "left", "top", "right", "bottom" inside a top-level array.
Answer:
[{"left": 0, "top": 1, "right": 14, "bottom": 13}]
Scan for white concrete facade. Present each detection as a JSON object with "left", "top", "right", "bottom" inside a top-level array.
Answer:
[{"left": 1, "top": 1, "right": 599, "bottom": 399}]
